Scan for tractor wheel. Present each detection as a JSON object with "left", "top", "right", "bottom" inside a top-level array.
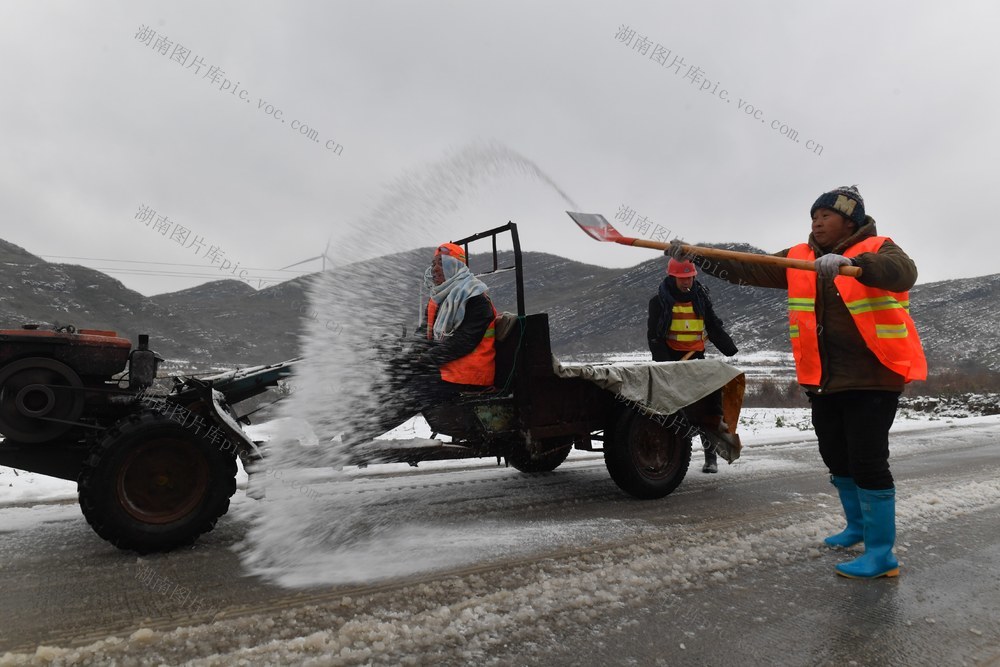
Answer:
[
  {"left": 0, "top": 357, "right": 84, "bottom": 443},
  {"left": 506, "top": 439, "right": 572, "bottom": 473},
  {"left": 605, "top": 407, "right": 691, "bottom": 499},
  {"left": 78, "top": 410, "right": 237, "bottom": 553}
]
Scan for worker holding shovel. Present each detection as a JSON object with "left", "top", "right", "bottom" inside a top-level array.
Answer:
[
  {"left": 571, "top": 195, "right": 926, "bottom": 577},
  {"left": 647, "top": 257, "right": 738, "bottom": 473},
  {"left": 665, "top": 185, "right": 927, "bottom": 579}
]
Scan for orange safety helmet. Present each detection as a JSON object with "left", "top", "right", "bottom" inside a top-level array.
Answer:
[
  {"left": 435, "top": 242, "right": 467, "bottom": 265},
  {"left": 667, "top": 258, "right": 698, "bottom": 278}
]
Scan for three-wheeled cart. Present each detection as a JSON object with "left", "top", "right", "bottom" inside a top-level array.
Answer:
[{"left": 347, "top": 222, "right": 746, "bottom": 499}]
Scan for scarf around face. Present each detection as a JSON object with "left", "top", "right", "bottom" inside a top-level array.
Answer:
[{"left": 424, "top": 255, "right": 489, "bottom": 341}]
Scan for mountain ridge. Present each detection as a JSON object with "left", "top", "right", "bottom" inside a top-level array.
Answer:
[{"left": 1, "top": 240, "right": 995, "bottom": 374}]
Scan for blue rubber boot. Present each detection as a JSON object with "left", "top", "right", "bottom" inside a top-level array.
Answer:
[
  {"left": 824, "top": 475, "right": 863, "bottom": 548},
  {"left": 836, "top": 487, "right": 900, "bottom": 579}
]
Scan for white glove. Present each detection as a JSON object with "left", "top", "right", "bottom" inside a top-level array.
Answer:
[{"left": 815, "top": 253, "right": 851, "bottom": 278}]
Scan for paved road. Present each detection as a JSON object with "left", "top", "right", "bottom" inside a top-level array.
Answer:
[
  {"left": 492, "top": 431, "right": 1000, "bottom": 666},
  {"left": 1, "top": 421, "right": 998, "bottom": 665}
]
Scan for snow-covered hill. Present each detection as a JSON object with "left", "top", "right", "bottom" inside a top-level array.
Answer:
[{"left": 1, "top": 238, "right": 994, "bottom": 374}]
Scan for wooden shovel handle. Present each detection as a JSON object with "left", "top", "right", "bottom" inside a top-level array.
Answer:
[{"left": 630, "top": 238, "right": 863, "bottom": 278}]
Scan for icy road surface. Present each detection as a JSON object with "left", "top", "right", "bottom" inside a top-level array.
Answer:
[{"left": 1, "top": 416, "right": 998, "bottom": 665}]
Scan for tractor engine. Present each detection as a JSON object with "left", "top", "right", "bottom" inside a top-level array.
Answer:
[
  {"left": 0, "top": 324, "right": 292, "bottom": 552},
  {"left": 0, "top": 325, "right": 158, "bottom": 443}
]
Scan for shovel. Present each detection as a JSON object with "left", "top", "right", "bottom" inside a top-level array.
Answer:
[{"left": 567, "top": 211, "right": 862, "bottom": 277}]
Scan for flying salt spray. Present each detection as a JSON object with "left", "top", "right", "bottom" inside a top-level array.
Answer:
[{"left": 238, "top": 140, "right": 579, "bottom": 586}]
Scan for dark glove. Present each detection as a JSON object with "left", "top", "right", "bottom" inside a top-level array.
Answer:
[
  {"left": 712, "top": 330, "right": 739, "bottom": 357},
  {"left": 815, "top": 253, "right": 851, "bottom": 278},
  {"left": 409, "top": 351, "right": 440, "bottom": 377},
  {"left": 664, "top": 238, "right": 693, "bottom": 261}
]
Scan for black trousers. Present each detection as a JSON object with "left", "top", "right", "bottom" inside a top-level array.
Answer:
[
  {"left": 345, "top": 366, "right": 477, "bottom": 445},
  {"left": 809, "top": 390, "right": 900, "bottom": 490}
]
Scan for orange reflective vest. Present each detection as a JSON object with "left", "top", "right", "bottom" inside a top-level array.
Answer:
[
  {"left": 786, "top": 237, "right": 927, "bottom": 386},
  {"left": 666, "top": 302, "right": 706, "bottom": 352},
  {"left": 426, "top": 297, "right": 497, "bottom": 386}
]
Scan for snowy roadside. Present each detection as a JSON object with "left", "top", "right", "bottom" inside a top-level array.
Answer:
[
  {"left": 2, "top": 438, "right": 998, "bottom": 666},
  {"left": 2, "top": 407, "right": 995, "bottom": 509}
]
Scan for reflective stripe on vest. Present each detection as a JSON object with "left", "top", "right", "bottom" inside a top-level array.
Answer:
[
  {"left": 426, "top": 297, "right": 497, "bottom": 386},
  {"left": 665, "top": 303, "right": 706, "bottom": 351},
  {"left": 786, "top": 237, "right": 927, "bottom": 385}
]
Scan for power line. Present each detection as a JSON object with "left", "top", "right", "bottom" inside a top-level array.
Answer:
[
  {"left": 37, "top": 255, "right": 309, "bottom": 273},
  {"left": 92, "top": 268, "right": 291, "bottom": 282},
  {"left": 2, "top": 262, "right": 298, "bottom": 283},
  {"left": 3, "top": 256, "right": 320, "bottom": 283},
  {"left": 77, "top": 266, "right": 291, "bottom": 278}
]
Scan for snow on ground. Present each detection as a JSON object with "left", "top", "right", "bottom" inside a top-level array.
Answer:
[
  {"left": 2, "top": 457, "right": 998, "bottom": 666},
  {"left": 1, "top": 402, "right": 998, "bottom": 664},
  {"left": 0, "top": 468, "right": 76, "bottom": 507},
  {"left": 0, "top": 503, "right": 80, "bottom": 534},
  {"left": 0, "top": 456, "right": 250, "bottom": 508},
  {"left": 2, "top": 405, "right": 995, "bottom": 592},
  {"left": 1, "top": 404, "right": 993, "bottom": 509}
]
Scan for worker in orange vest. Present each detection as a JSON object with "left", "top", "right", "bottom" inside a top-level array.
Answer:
[
  {"left": 346, "top": 242, "right": 498, "bottom": 445},
  {"left": 647, "top": 257, "right": 739, "bottom": 473},
  {"left": 421, "top": 243, "right": 498, "bottom": 386},
  {"left": 668, "top": 185, "right": 926, "bottom": 579}
]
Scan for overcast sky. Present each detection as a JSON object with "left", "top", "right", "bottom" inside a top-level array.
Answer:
[{"left": 2, "top": 1, "right": 998, "bottom": 296}]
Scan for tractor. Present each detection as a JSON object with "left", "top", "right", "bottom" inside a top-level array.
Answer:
[
  {"left": 0, "top": 222, "right": 744, "bottom": 553},
  {"left": 0, "top": 325, "right": 293, "bottom": 553}
]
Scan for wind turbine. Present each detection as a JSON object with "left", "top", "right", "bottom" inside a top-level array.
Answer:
[{"left": 281, "top": 238, "right": 335, "bottom": 272}]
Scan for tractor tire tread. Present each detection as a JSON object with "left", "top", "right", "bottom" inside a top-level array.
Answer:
[{"left": 78, "top": 409, "right": 237, "bottom": 553}]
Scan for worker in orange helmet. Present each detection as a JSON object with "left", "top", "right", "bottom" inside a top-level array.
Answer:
[
  {"left": 648, "top": 257, "right": 739, "bottom": 473},
  {"left": 421, "top": 242, "right": 498, "bottom": 386},
  {"left": 347, "top": 242, "right": 498, "bottom": 445}
]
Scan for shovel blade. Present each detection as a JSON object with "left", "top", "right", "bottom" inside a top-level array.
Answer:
[
  {"left": 566, "top": 211, "right": 626, "bottom": 243},
  {"left": 704, "top": 431, "right": 742, "bottom": 464}
]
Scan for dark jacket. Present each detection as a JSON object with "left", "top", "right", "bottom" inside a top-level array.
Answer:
[
  {"left": 647, "top": 278, "right": 738, "bottom": 362},
  {"left": 703, "top": 216, "right": 918, "bottom": 393},
  {"left": 423, "top": 294, "right": 495, "bottom": 367}
]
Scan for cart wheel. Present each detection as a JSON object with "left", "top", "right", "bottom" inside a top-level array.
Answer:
[
  {"left": 605, "top": 407, "right": 691, "bottom": 499},
  {"left": 78, "top": 410, "right": 237, "bottom": 553},
  {"left": 506, "top": 440, "right": 572, "bottom": 473}
]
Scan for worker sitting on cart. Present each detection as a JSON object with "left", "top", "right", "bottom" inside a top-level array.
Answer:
[
  {"left": 349, "top": 242, "right": 498, "bottom": 444},
  {"left": 647, "top": 257, "right": 739, "bottom": 473},
  {"left": 419, "top": 242, "right": 498, "bottom": 387}
]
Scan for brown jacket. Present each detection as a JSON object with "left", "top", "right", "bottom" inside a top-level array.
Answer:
[{"left": 706, "top": 217, "right": 918, "bottom": 394}]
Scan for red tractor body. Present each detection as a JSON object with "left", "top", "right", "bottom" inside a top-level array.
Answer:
[{"left": 0, "top": 325, "right": 294, "bottom": 553}]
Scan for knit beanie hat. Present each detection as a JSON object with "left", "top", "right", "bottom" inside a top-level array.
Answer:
[{"left": 810, "top": 185, "right": 865, "bottom": 227}]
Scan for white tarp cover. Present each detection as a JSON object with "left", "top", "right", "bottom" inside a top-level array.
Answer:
[{"left": 553, "top": 358, "right": 744, "bottom": 417}]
